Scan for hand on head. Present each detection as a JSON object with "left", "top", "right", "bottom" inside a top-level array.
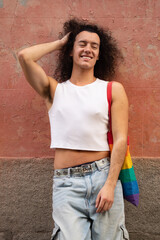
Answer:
[{"left": 58, "top": 32, "right": 71, "bottom": 49}]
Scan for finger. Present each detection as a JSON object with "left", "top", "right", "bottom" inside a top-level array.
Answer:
[
  {"left": 102, "top": 202, "right": 109, "bottom": 212},
  {"left": 96, "top": 199, "right": 105, "bottom": 213},
  {"left": 108, "top": 201, "right": 113, "bottom": 210},
  {"left": 102, "top": 201, "right": 110, "bottom": 213},
  {"left": 103, "top": 201, "right": 113, "bottom": 212},
  {"left": 98, "top": 201, "right": 105, "bottom": 213},
  {"left": 63, "top": 32, "right": 71, "bottom": 40},
  {"left": 95, "top": 194, "right": 101, "bottom": 208}
]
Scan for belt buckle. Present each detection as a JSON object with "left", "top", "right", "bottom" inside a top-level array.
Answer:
[
  {"left": 71, "top": 167, "right": 82, "bottom": 175},
  {"left": 82, "top": 164, "right": 92, "bottom": 173}
]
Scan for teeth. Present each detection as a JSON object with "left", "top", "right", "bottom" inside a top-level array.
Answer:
[{"left": 82, "top": 56, "right": 91, "bottom": 59}]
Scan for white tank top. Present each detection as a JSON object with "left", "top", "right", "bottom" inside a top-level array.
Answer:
[{"left": 48, "top": 78, "right": 110, "bottom": 151}]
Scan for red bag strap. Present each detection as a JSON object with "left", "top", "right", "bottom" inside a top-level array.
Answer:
[
  {"left": 107, "top": 81, "right": 113, "bottom": 132},
  {"left": 107, "top": 81, "right": 130, "bottom": 145}
]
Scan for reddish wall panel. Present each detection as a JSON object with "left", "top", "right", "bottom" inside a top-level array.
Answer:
[{"left": 0, "top": 0, "right": 160, "bottom": 157}]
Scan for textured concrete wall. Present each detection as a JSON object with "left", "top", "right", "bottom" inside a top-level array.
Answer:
[
  {"left": 0, "top": 0, "right": 160, "bottom": 157},
  {"left": 0, "top": 158, "right": 54, "bottom": 240},
  {"left": 0, "top": 158, "right": 160, "bottom": 240}
]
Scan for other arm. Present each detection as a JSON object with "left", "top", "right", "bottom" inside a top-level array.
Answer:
[{"left": 96, "top": 81, "right": 129, "bottom": 212}]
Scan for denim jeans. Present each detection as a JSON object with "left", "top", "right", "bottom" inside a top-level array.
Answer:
[{"left": 51, "top": 157, "right": 129, "bottom": 240}]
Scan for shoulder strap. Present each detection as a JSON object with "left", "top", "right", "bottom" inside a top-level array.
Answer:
[
  {"left": 107, "top": 81, "right": 130, "bottom": 145},
  {"left": 107, "top": 81, "right": 113, "bottom": 132}
]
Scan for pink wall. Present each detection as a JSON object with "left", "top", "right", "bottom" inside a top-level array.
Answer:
[{"left": 0, "top": 0, "right": 160, "bottom": 158}]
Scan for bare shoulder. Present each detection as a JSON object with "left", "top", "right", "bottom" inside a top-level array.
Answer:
[
  {"left": 112, "top": 81, "right": 128, "bottom": 104},
  {"left": 110, "top": 82, "right": 129, "bottom": 140}
]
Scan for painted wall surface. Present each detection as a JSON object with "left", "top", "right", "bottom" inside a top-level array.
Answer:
[{"left": 0, "top": 0, "right": 160, "bottom": 158}]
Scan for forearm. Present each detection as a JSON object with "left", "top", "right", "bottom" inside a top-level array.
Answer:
[
  {"left": 18, "top": 40, "right": 61, "bottom": 62},
  {"left": 105, "top": 138, "right": 127, "bottom": 188}
]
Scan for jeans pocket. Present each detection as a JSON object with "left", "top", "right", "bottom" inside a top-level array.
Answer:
[
  {"left": 120, "top": 224, "right": 129, "bottom": 240},
  {"left": 51, "top": 222, "right": 60, "bottom": 240},
  {"left": 53, "top": 178, "right": 72, "bottom": 191}
]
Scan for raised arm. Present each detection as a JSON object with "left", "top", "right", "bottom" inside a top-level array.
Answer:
[
  {"left": 96, "top": 81, "right": 129, "bottom": 212},
  {"left": 18, "top": 34, "right": 69, "bottom": 99}
]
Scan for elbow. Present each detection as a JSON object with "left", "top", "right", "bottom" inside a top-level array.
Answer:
[
  {"left": 114, "top": 136, "right": 128, "bottom": 151},
  {"left": 18, "top": 50, "right": 25, "bottom": 61},
  {"left": 18, "top": 50, "right": 29, "bottom": 63}
]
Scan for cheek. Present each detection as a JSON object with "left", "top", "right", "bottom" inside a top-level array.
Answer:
[
  {"left": 73, "top": 49, "right": 82, "bottom": 60},
  {"left": 96, "top": 49, "right": 100, "bottom": 59},
  {"left": 73, "top": 51, "right": 79, "bottom": 60}
]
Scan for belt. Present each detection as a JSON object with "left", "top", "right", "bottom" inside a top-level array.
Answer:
[{"left": 54, "top": 157, "right": 110, "bottom": 177}]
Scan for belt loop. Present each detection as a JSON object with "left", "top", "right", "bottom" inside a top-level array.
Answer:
[
  {"left": 95, "top": 157, "right": 110, "bottom": 170},
  {"left": 95, "top": 160, "right": 101, "bottom": 170}
]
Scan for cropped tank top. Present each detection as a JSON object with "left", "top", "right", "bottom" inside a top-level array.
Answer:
[{"left": 48, "top": 78, "right": 110, "bottom": 151}]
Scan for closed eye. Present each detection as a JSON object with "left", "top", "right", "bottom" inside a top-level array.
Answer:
[
  {"left": 79, "top": 44, "right": 86, "bottom": 47},
  {"left": 92, "top": 45, "right": 98, "bottom": 50},
  {"left": 79, "top": 42, "right": 86, "bottom": 47},
  {"left": 78, "top": 41, "right": 99, "bottom": 50}
]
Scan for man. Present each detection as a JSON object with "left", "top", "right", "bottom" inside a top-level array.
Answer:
[{"left": 18, "top": 18, "right": 129, "bottom": 240}]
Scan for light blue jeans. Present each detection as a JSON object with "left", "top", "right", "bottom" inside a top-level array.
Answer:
[{"left": 51, "top": 157, "right": 129, "bottom": 240}]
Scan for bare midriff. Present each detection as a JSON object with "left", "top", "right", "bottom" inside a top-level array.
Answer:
[{"left": 54, "top": 148, "right": 110, "bottom": 169}]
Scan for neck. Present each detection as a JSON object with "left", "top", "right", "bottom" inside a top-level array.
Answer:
[{"left": 70, "top": 67, "right": 96, "bottom": 86}]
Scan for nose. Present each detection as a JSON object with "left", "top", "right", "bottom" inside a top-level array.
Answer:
[{"left": 84, "top": 43, "right": 91, "bottom": 53}]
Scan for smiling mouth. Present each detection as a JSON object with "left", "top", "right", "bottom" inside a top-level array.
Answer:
[{"left": 81, "top": 56, "right": 92, "bottom": 60}]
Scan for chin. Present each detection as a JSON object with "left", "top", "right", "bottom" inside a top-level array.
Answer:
[
  {"left": 81, "top": 66, "right": 93, "bottom": 70},
  {"left": 80, "top": 63, "right": 94, "bottom": 69}
]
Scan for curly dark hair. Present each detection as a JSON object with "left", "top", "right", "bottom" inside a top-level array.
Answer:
[{"left": 54, "top": 18, "right": 123, "bottom": 82}]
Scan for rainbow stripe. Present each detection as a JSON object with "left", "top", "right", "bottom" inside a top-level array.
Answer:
[{"left": 119, "top": 151, "right": 139, "bottom": 206}]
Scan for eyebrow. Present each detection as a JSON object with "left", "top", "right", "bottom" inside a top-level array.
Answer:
[{"left": 78, "top": 40, "right": 99, "bottom": 46}]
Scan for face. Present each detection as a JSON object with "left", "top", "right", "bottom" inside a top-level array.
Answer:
[{"left": 70, "top": 31, "right": 100, "bottom": 70}]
